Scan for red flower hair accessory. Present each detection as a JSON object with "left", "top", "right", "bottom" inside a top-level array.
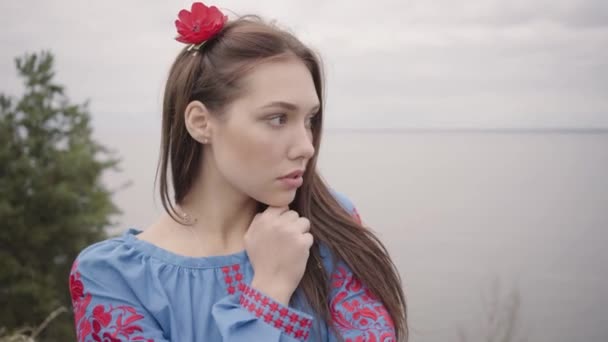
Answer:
[{"left": 175, "top": 2, "right": 228, "bottom": 51}]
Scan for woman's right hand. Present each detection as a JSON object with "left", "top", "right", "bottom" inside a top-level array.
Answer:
[{"left": 244, "top": 206, "right": 313, "bottom": 306}]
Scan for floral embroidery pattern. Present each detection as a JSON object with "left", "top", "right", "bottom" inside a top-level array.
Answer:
[
  {"left": 239, "top": 284, "right": 312, "bottom": 341},
  {"left": 221, "top": 264, "right": 244, "bottom": 295},
  {"left": 69, "top": 261, "right": 155, "bottom": 342},
  {"left": 330, "top": 264, "right": 396, "bottom": 342},
  {"left": 222, "top": 263, "right": 312, "bottom": 341}
]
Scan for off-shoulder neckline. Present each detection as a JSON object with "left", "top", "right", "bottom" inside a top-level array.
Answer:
[{"left": 122, "top": 228, "right": 249, "bottom": 269}]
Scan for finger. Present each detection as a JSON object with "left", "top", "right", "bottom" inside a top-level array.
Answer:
[
  {"left": 263, "top": 206, "right": 290, "bottom": 217},
  {"left": 282, "top": 210, "right": 300, "bottom": 222},
  {"left": 301, "top": 232, "right": 314, "bottom": 248},
  {"left": 294, "top": 217, "right": 311, "bottom": 234}
]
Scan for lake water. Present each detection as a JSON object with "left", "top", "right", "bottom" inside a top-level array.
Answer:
[{"left": 109, "top": 130, "right": 608, "bottom": 342}]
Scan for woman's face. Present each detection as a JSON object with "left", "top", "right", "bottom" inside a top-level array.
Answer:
[{"left": 208, "top": 57, "right": 320, "bottom": 207}]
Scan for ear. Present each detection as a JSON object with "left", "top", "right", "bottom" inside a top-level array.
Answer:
[{"left": 184, "top": 100, "right": 212, "bottom": 144}]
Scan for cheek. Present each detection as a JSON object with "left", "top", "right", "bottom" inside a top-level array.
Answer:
[
  {"left": 215, "top": 125, "right": 281, "bottom": 186},
  {"left": 213, "top": 126, "right": 300, "bottom": 206}
]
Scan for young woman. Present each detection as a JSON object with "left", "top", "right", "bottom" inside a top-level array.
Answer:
[{"left": 69, "top": 3, "right": 407, "bottom": 341}]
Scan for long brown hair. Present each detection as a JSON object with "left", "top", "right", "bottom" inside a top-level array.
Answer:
[{"left": 156, "top": 15, "right": 408, "bottom": 340}]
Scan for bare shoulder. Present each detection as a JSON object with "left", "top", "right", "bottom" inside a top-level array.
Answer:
[{"left": 136, "top": 216, "right": 178, "bottom": 247}]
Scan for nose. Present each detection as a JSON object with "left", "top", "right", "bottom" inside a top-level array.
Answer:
[{"left": 287, "top": 125, "right": 315, "bottom": 161}]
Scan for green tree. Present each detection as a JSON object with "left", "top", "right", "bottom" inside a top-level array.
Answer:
[{"left": 0, "top": 51, "right": 121, "bottom": 341}]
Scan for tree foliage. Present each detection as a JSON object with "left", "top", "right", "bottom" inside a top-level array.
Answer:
[{"left": 0, "top": 51, "right": 120, "bottom": 341}]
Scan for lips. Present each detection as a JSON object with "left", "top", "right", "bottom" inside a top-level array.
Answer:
[{"left": 280, "top": 170, "right": 304, "bottom": 179}]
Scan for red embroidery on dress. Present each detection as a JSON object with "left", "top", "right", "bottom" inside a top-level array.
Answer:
[
  {"left": 221, "top": 264, "right": 245, "bottom": 295},
  {"left": 330, "top": 264, "right": 396, "bottom": 342},
  {"left": 69, "top": 261, "right": 155, "bottom": 342},
  {"left": 237, "top": 281, "right": 312, "bottom": 341}
]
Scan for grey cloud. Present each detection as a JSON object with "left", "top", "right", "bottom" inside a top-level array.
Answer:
[{"left": 1, "top": 0, "right": 606, "bottom": 129}]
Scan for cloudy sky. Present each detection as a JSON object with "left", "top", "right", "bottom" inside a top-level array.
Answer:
[
  {"left": 2, "top": 0, "right": 607, "bottom": 131},
  {"left": 1, "top": 1, "right": 607, "bottom": 226}
]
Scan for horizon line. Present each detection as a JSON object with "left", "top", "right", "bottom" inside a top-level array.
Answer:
[{"left": 324, "top": 127, "right": 608, "bottom": 134}]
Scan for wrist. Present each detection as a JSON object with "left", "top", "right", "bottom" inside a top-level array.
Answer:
[{"left": 250, "top": 277, "right": 292, "bottom": 306}]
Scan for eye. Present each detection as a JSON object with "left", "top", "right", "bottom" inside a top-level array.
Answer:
[
  {"left": 305, "top": 113, "right": 319, "bottom": 128},
  {"left": 268, "top": 114, "right": 287, "bottom": 127}
]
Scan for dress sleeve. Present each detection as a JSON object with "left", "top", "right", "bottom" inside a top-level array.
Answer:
[
  {"left": 330, "top": 189, "right": 363, "bottom": 225},
  {"left": 328, "top": 261, "right": 396, "bottom": 342},
  {"left": 69, "top": 258, "right": 169, "bottom": 342},
  {"left": 328, "top": 191, "right": 397, "bottom": 341},
  {"left": 211, "top": 283, "right": 314, "bottom": 341}
]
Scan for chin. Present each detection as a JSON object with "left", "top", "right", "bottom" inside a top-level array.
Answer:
[{"left": 257, "top": 190, "right": 297, "bottom": 208}]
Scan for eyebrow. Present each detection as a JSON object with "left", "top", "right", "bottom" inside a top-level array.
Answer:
[{"left": 258, "top": 101, "right": 320, "bottom": 113}]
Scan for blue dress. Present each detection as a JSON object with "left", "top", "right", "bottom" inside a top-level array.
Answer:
[{"left": 69, "top": 192, "right": 396, "bottom": 341}]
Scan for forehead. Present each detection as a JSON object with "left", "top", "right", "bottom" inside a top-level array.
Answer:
[{"left": 233, "top": 58, "right": 320, "bottom": 109}]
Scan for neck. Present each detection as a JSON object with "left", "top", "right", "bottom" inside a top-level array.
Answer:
[{"left": 175, "top": 156, "right": 258, "bottom": 253}]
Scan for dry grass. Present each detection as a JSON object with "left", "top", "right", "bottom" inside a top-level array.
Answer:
[
  {"left": 458, "top": 278, "right": 529, "bottom": 342},
  {"left": 0, "top": 307, "right": 67, "bottom": 342}
]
